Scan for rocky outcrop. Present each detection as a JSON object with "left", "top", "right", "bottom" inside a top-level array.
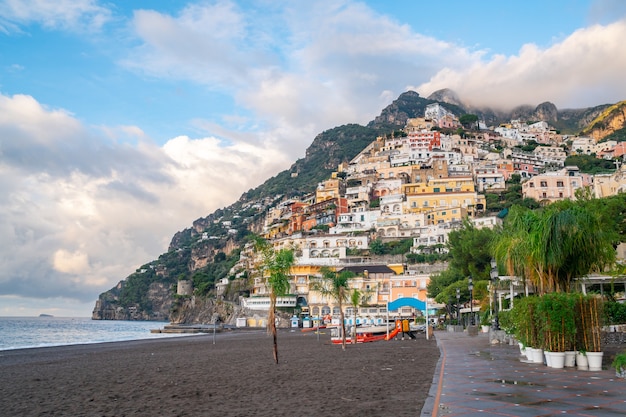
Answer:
[
  {"left": 369, "top": 91, "right": 429, "bottom": 129},
  {"left": 581, "top": 101, "right": 626, "bottom": 141},
  {"left": 92, "top": 281, "right": 172, "bottom": 321},
  {"left": 169, "top": 297, "right": 236, "bottom": 324},
  {"left": 534, "top": 102, "right": 558, "bottom": 123},
  {"left": 427, "top": 88, "right": 464, "bottom": 107}
]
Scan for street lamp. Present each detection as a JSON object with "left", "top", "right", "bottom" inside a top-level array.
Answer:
[
  {"left": 468, "top": 276, "right": 474, "bottom": 325},
  {"left": 490, "top": 259, "right": 500, "bottom": 330},
  {"left": 455, "top": 287, "right": 460, "bottom": 323}
]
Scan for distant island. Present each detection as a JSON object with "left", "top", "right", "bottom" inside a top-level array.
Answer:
[{"left": 38, "top": 314, "right": 54, "bottom": 318}]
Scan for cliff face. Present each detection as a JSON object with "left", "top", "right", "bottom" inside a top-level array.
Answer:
[
  {"left": 581, "top": 101, "right": 626, "bottom": 141},
  {"left": 169, "top": 297, "right": 240, "bottom": 325},
  {"left": 92, "top": 281, "right": 172, "bottom": 321}
]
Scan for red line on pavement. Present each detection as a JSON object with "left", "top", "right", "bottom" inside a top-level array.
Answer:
[{"left": 432, "top": 339, "right": 446, "bottom": 417}]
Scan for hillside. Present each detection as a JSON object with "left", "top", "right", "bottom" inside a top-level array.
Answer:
[
  {"left": 91, "top": 90, "right": 625, "bottom": 322},
  {"left": 580, "top": 101, "right": 626, "bottom": 142}
]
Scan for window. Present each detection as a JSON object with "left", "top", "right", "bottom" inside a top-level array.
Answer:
[
  {"left": 557, "top": 181, "right": 564, "bottom": 187},
  {"left": 529, "top": 182, "right": 535, "bottom": 188},
  {"left": 433, "top": 187, "right": 440, "bottom": 192},
  {"left": 540, "top": 181, "right": 547, "bottom": 187}
]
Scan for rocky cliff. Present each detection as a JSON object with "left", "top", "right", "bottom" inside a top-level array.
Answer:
[
  {"left": 92, "top": 281, "right": 172, "bottom": 321},
  {"left": 581, "top": 101, "right": 626, "bottom": 141}
]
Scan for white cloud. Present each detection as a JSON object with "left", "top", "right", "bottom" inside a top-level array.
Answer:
[
  {"left": 53, "top": 249, "right": 91, "bottom": 275},
  {"left": 415, "top": 19, "right": 626, "bottom": 110},
  {"left": 0, "top": 0, "right": 111, "bottom": 32},
  {"left": 0, "top": 93, "right": 292, "bottom": 310},
  {"left": 123, "top": 1, "right": 480, "bottom": 159}
]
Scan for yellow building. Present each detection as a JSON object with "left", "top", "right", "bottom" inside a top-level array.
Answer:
[
  {"left": 402, "top": 176, "right": 486, "bottom": 219},
  {"left": 315, "top": 178, "right": 345, "bottom": 202}
]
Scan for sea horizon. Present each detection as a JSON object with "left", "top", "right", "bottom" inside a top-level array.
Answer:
[{"left": 0, "top": 316, "right": 183, "bottom": 351}]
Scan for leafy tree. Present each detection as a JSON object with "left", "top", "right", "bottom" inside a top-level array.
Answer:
[
  {"left": 369, "top": 238, "right": 385, "bottom": 255},
  {"left": 459, "top": 114, "right": 479, "bottom": 129},
  {"left": 427, "top": 269, "right": 463, "bottom": 300},
  {"left": 447, "top": 220, "right": 496, "bottom": 280},
  {"left": 312, "top": 267, "right": 355, "bottom": 350},
  {"left": 426, "top": 221, "right": 495, "bottom": 308},
  {"left": 564, "top": 154, "right": 616, "bottom": 174},
  {"left": 516, "top": 140, "right": 539, "bottom": 152}
]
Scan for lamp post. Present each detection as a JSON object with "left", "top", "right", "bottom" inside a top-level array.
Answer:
[
  {"left": 490, "top": 259, "right": 500, "bottom": 330},
  {"left": 468, "top": 276, "right": 474, "bottom": 326},
  {"left": 455, "top": 287, "right": 460, "bottom": 324}
]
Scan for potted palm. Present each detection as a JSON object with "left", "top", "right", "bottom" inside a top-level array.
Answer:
[
  {"left": 480, "top": 311, "right": 491, "bottom": 333},
  {"left": 611, "top": 352, "right": 626, "bottom": 378}
]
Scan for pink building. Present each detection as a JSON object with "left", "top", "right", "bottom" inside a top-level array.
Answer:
[{"left": 522, "top": 167, "right": 592, "bottom": 204}]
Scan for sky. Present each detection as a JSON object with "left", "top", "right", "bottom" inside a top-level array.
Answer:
[{"left": 2, "top": 0, "right": 626, "bottom": 317}]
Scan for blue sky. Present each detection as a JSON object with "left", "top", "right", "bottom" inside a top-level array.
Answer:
[{"left": 1, "top": 0, "right": 626, "bottom": 317}]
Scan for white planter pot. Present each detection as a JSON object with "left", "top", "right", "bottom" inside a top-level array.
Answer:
[
  {"left": 481, "top": 325, "right": 490, "bottom": 333},
  {"left": 531, "top": 348, "right": 544, "bottom": 363},
  {"left": 544, "top": 351, "right": 553, "bottom": 367},
  {"left": 524, "top": 347, "right": 533, "bottom": 360},
  {"left": 550, "top": 352, "right": 566, "bottom": 369},
  {"left": 586, "top": 351, "right": 604, "bottom": 371},
  {"left": 564, "top": 351, "right": 576, "bottom": 367},
  {"left": 576, "top": 351, "right": 589, "bottom": 370}
]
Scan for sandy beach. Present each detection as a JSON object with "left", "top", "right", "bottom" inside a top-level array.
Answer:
[{"left": 0, "top": 329, "right": 439, "bottom": 416}]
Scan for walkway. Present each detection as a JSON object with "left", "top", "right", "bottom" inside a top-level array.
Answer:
[{"left": 421, "top": 331, "right": 626, "bottom": 417}]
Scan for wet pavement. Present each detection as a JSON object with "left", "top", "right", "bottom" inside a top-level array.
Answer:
[{"left": 421, "top": 331, "right": 626, "bottom": 417}]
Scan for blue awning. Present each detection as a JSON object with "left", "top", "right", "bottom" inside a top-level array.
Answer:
[{"left": 387, "top": 297, "right": 427, "bottom": 312}]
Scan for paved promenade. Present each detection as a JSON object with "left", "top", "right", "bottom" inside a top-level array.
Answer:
[{"left": 421, "top": 331, "right": 626, "bottom": 417}]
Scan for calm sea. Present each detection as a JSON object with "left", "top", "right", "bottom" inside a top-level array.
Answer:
[{"left": 0, "top": 316, "right": 184, "bottom": 351}]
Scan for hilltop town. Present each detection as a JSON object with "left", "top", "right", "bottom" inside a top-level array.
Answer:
[{"left": 92, "top": 94, "right": 626, "bottom": 323}]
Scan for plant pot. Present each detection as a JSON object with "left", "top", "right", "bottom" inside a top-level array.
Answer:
[
  {"left": 564, "top": 351, "right": 576, "bottom": 367},
  {"left": 576, "top": 351, "right": 589, "bottom": 370},
  {"left": 519, "top": 343, "right": 526, "bottom": 358},
  {"left": 586, "top": 351, "right": 604, "bottom": 371},
  {"left": 481, "top": 325, "right": 490, "bottom": 333},
  {"left": 544, "top": 351, "right": 553, "bottom": 367},
  {"left": 550, "top": 352, "right": 566, "bottom": 369},
  {"left": 530, "top": 348, "right": 544, "bottom": 363}
]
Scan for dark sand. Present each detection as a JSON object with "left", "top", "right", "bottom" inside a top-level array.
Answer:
[{"left": 0, "top": 329, "right": 439, "bottom": 416}]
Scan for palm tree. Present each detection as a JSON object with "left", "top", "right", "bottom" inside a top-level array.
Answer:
[
  {"left": 349, "top": 289, "right": 361, "bottom": 344},
  {"left": 254, "top": 237, "right": 295, "bottom": 364},
  {"left": 492, "top": 201, "right": 616, "bottom": 294},
  {"left": 312, "top": 267, "right": 355, "bottom": 350},
  {"left": 348, "top": 285, "right": 376, "bottom": 344}
]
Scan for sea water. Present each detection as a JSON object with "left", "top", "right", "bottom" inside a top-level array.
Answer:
[{"left": 0, "top": 316, "right": 183, "bottom": 351}]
